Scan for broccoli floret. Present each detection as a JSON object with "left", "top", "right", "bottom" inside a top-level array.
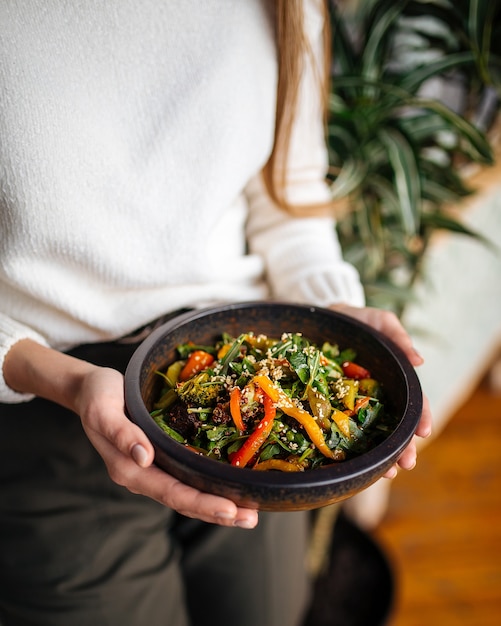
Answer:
[{"left": 177, "top": 372, "right": 224, "bottom": 407}]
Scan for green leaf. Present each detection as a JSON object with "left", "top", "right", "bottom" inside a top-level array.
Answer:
[
  {"left": 330, "top": 4, "right": 356, "bottom": 76},
  {"left": 377, "top": 127, "right": 421, "bottom": 235},
  {"left": 362, "top": 1, "right": 408, "bottom": 82},
  {"left": 288, "top": 350, "right": 309, "bottom": 384},
  {"left": 406, "top": 97, "right": 494, "bottom": 163},
  {"left": 468, "top": 0, "right": 493, "bottom": 57},
  {"left": 397, "top": 51, "right": 476, "bottom": 93},
  {"left": 219, "top": 333, "right": 246, "bottom": 376},
  {"left": 365, "top": 174, "right": 401, "bottom": 215},
  {"left": 421, "top": 178, "right": 469, "bottom": 205},
  {"left": 329, "top": 158, "right": 368, "bottom": 198},
  {"left": 151, "top": 414, "right": 186, "bottom": 443},
  {"left": 398, "top": 111, "right": 461, "bottom": 143}
]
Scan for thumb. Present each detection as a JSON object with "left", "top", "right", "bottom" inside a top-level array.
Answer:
[
  {"left": 77, "top": 367, "right": 156, "bottom": 468},
  {"left": 130, "top": 441, "right": 153, "bottom": 467},
  {"left": 103, "top": 415, "right": 155, "bottom": 468}
]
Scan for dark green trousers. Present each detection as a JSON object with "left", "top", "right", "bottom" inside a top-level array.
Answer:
[{"left": 0, "top": 340, "right": 311, "bottom": 626}]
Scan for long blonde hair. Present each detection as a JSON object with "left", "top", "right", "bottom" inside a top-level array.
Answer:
[{"left": 262, "top": 0, "right": 333, "bottom": 215}]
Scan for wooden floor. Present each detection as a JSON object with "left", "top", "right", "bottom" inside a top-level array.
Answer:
[{"left": 372, "top": 374, "right": 501, "bottom": 626}]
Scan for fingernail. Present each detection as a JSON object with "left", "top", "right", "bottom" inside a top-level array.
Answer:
[
  {"left": 404, "top": 459, "right": 417, "bottom": 471},
  {"left": 131, "top": 443, "right": 148, "bottom": 467},
  {"left": 385, "top": 467, "right": 398, "bottom": 479},
  {"left": 234, "top": 518, "right": 255, "bottom": 530},
  {"left": 422, "top": 425, "right": 432, "bottom": 438},
  {"left": 413, "top": 348, "right": 424, "bottom": 363}
]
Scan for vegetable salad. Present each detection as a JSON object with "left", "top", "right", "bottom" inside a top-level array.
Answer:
[{"left": 151, "top": 332, "right": 394, "bottom": 471}]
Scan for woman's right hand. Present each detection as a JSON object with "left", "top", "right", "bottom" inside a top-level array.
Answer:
[
  {"left": 75, "top": 365, "right": 259, "bottom": 528},
  {"left": 3, "top": 340, "right": 259, "bottom": 529}
]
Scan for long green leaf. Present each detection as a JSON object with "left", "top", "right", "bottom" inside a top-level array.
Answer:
[
  {"left": 421, "top": 178, "right": 469, "bottom": 205},
  {"left": 398, "top": 111, "right": 462, "bottom": 142},
  {"left": 405, "top": 97, "right": 493, "bottom": 162},
  {"left": 362, "top": 1, "right": 407, "bottom": 82},
  {"left": 468, "top": 0, "right": 491, "bottom": 55},
  {"left": 397, "top": 50, "right": 476, "bottom": 93},
  {"left": 468, "top": 0, "right": 496, "bottom": 84},
  {"left": 365, "top": 174, "right": 402, "bottom": 215},
  {"left": 329, "top": 4, "right": 356, "bottom": 76},
  {"left": 327, "top": 122, "right": 360, "bottom": 160},
  {"left": 377, "top": 127, "right": 421, "bottom": 235},
  {"left": 329, "top": 159, "right": 368, "bottom": 199},
  {"left": 345, "top": 192, "right": 386, "bottom": 276}
]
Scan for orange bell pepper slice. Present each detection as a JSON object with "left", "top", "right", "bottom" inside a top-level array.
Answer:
[
  {"left": 251, "top": 374, "right": 337, "bottom": 460},
  {"left": 229, "top": 387, "right": 245, "bottom": 432},
  {"left": 331, "top": 406, "right": 351, "bottom": 438},
  {"left": 253, "top": 459, "right": 304, "bottom": 472},
  {"left": 178, "top": 350, "right": 215, "bottom": 382},
  {"left": 231, "top": 391, "right": 276, "bottom": 468}
]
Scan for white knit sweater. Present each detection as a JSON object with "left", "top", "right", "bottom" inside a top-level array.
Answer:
[{"left": 0, "top": 0, "right": 364, "bottom": 402}]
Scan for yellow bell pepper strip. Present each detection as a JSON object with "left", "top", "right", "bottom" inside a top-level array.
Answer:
[
  {"left": 331, "top": 406, "right": 351, "bottom": 438},
  {"left": 251, "top": 374, "right": 337, "bottom": 460},
  {"left": 217, "top": 342, "right": 233, "bottom": 360},
  {"left": 229, "top": 387, "right": 246, "bottom": 432},
  {"left": 307, "top": 386, "right": 332, "bottom": 430},
  {"left": 179, "top": 350, "right": 215, "bottom": 382},
  {"left": 341, "top": 379, "right": 358, "bottom": 411},
  {"left": 231, "top": 391, "right": 276, "bottom": 468},
  {"left": 253, "top": 459, "right": 304, "bottom": 472}
]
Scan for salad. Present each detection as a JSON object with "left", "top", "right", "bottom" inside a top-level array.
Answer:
[{"left": 151, "top": 332, "right": 395, "bottom": 471}]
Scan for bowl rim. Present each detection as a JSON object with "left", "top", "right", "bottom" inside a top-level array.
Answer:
[{"left": 124, "top": 301, "right": 423, "bottom": 489}]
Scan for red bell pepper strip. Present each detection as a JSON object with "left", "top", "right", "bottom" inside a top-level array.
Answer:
[
  {"left": 229, "top": 387, "right": 246, "bottom": 432},
  {"left": 231, "top": 391, "right": 276, "bottom": 468},
  {"left": 354, "top": 396, "right": 371, "bottom": 413},
  {"left": 341, "top": 361, "right": 371, "bottom": 380},
  {"left": 344, "top": 395, "right": 371, "bottom": 419},
  {"left": 251, "top": 374, "right": 337, "bottom": 460},
  {"left": 179, "top": 350, "right": 215, "bottom": 382}
]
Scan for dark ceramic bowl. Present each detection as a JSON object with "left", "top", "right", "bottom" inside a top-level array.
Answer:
[{"left": 124, "top": 302, "right": 423, "bottom": 511}]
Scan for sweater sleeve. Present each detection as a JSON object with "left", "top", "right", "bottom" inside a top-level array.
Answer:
[
  {"left": 245, "top": 0, "right": 365, "bottom": 309},
  {"left": 0, "top": 313, "right": 50, "bottom": 403},
  {"left": 245, "top": 176, "right": 365, "bottom": 308}
]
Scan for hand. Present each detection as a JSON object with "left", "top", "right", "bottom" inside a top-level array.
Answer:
[
  {"left": 74, "top": 366, "right": 259, "bottom": 528},
  {"left": 330, "top": 303, "right": 432, "bottom": 478}
]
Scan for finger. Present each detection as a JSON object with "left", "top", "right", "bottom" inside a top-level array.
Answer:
[
  {"left": 165, "top": 475, "right": 259, "bottom": 528},
  {"left": 383, "top": 435, "right": 418, "bottom": 479},
  {"left": 78, "top": 368, "right": 156, "bottom": 467},
  {"left": 98, "top": 416, "right": 258, "bottom": 526},
  {"left": 371, "top": 309, "right": 424, "bottom": 367},
  {"left": 383, "top": 465, "right": 398, "bottom": 479},
  {"left": 396, "top": 437, "right": 417, "bottom": 470},
  {"left": 85, "top": 412, "right": 156, "bottom": 468},
  {"left": 415, "top": 395, "right": 432, "bottom": 439},
  {"left": 91, "top": 432, "right": 259, "bottom": 527},
  {"left": 331, "top": 304, "right": 424, "bottom": 366}
]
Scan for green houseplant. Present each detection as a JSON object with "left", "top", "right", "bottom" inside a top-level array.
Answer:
[{"left": 327, "top": 0, "right": 500, "bottom": 315}]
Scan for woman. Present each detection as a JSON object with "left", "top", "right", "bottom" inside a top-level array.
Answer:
[{"left": 0, "top": 1, "right": 431, "bottom": 624}]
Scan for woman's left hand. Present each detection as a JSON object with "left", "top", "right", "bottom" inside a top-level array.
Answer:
[{"left": 330, "top": 303, "right": 432, "bottom": 478}]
